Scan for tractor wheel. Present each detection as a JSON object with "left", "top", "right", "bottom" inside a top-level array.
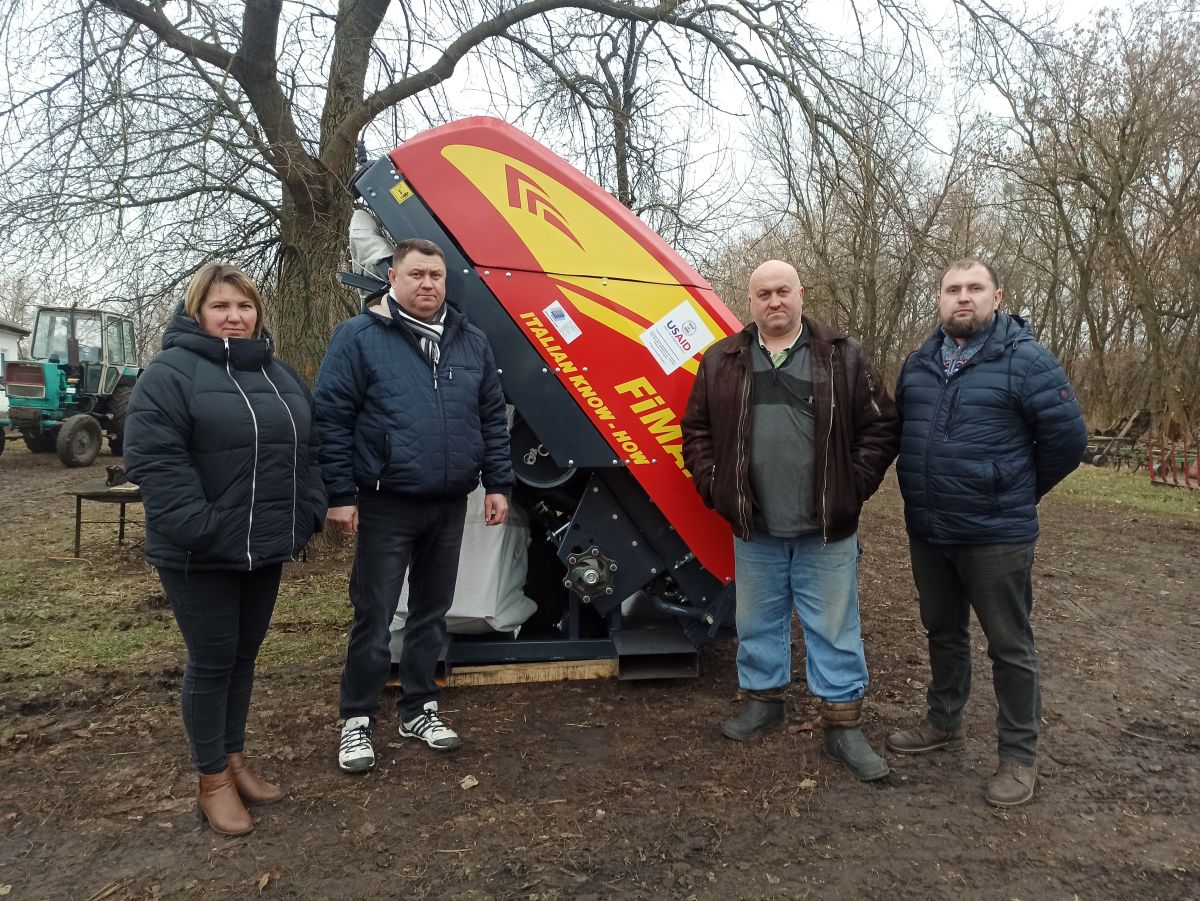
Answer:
[
  {"left": 107, "top": 384, "right": 132, "bottom": 456},
  {"left": 57, "top": 414, "right": 103, "bottom": 468},
  {"left": 23, "top": 430, "right": 57, "bottom": 453}
]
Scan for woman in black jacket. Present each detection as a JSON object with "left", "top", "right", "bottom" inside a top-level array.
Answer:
[{"left": 124, "top": 263, "right": 326, "bottom": 836}]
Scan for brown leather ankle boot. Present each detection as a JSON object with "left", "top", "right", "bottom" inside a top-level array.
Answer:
[
  {"left": 196, "top": 770, "right": 253, "bottom": 836},
  {"left": 227, "top": 752, "right": 286, "bottom": 805}
]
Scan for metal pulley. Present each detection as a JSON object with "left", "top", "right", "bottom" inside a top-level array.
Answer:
[
  {"left": 561, "top": 545, "right": 618, "bottom": 604},
  {"left": 511, "top": 417, "right": 577, "bottom": 488}
]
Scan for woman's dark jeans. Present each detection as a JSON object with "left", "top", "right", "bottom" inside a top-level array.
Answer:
[{"left": 158, "top": 564, "right": 283, "bottom": 774}]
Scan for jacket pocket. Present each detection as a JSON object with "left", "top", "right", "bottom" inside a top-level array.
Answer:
[
  {"left": 697, "top": 463, "right": 717, "bottom": 508},
  {"left": 824, "top": 467, "right": 862, "bottom": 535},
  {"left": 449, "top": 364, "right": 482, "bottom": 386},
  {"left": 377, "top": 432, "right": 391, "bottom": 489},
  {"left": 168, "top": 504, "right": 224, "bottom": 553}
]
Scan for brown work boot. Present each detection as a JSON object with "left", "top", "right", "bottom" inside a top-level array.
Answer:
[
  {"left": 196, "top": 770, "right": 254, "bottom": 836},
  {"left": 985, "top": 760, "right": 1036, "bottom": 808},
  {"left": 227, "top": 752, "right": 286, "bottom": 805},
  {"left": 885, "top": 718, "right": 966, "bottom": 755}
]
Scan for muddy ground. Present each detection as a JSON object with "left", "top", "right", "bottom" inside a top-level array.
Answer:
[{"left": 0, "top": 441, "right": 1197, "bottom": 900}]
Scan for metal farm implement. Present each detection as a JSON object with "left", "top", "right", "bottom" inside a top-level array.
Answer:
[
  {"left": 346, "top": 118, "right": 741, "bottom": 680},
  {"left": 1147, "top": 437, "right": 1200, "bottom": 490}
]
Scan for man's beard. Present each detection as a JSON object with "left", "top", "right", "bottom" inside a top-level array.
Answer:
[{"left": 943, "top": 311, "right": 993, "bottom": 340}]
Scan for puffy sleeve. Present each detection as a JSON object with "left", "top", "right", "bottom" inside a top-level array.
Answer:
[
  {"left": 1019, "top": 347, "right": 1088, "bottom": 499},
  {"left": 313, "top": 322, "right": 368, "bottom": 507},
  {"left": 123, "top": 356, "right": 223, "bottom": 550}
]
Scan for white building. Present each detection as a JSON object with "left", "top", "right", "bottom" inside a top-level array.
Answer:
[{"left": 0, "top": 317, "right": 31, "bottom": 416}]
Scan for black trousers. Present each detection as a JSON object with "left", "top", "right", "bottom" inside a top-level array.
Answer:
[
  {"left": 908, "top": 537, "right": 1040, "bottom": 766},
  {"left": 158, "top": 564, "right": 283, "bottom": 774},
  {"left": 339, "top": 492, "right": 467, "bottom": 722}
]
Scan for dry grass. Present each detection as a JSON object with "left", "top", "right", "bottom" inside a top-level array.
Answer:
[
  {"left": 1054, "top": 464, "right": 1200, "bottom": 521},
  {"left": 1, "top": 455, "right": 1193, "bottom": 681}
]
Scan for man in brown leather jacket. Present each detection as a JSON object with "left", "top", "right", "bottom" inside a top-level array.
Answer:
[{"left": 682, "top": 259, "right": 899, "bottom": 781}]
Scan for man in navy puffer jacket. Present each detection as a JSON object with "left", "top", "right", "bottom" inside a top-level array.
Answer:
[
  {"left": 314, "top": 237, "right": 512, "bottom": 774},
  {"left": 887, "top": 259, "right": 1086, "bottom": 808}
]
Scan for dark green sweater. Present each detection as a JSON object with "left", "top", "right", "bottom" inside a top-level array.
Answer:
[{"left": 749, "top": 329, "right": 819, "bottom": 537}]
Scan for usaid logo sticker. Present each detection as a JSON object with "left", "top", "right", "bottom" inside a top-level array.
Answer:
[
  {"left": 641, "top": 300, "right": 717, "bottom": 374},
  {"left": 542, "top": 300, "right": 582, "bottom": 344}
]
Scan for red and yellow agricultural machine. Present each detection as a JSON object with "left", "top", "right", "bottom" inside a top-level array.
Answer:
[{"left": 349, "top": 118, "right": 742, "bottom": 677}]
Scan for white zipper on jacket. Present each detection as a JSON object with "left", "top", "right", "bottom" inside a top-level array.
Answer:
[
  {"left": 225, "top": 339, "right": 259, "bottom": 569},
  {"left": 262, "top": 367, "right": 299, "bottom": 559}
]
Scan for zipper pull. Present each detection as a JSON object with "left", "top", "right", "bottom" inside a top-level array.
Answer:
[
  {"left": 449, "top": 367, "right": 453, "bottom": 380},
  {"left": 433, "top": 371, "right": 439, "bottom": 390}
]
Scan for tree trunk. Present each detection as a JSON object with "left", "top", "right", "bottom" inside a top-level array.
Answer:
[{"left": 272, "top": 186, "right": 359, "bottom": 383}]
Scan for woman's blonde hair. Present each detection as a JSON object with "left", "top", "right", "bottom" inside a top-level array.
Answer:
[{"left": 184, "top": 263, "right": 265, "bottom": 337}]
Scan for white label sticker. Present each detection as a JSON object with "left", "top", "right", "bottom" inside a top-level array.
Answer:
[
  {"left": 640, "top": 300, "right": 716, "bottom": 374},
  {"left": 543, "top": 300, "right": 582, "bottom": 344}
]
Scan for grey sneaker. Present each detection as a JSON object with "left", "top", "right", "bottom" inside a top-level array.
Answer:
[
  {"left": 399, "top": 701, "right": 462, "bottom": 751},
  {"left": 986, "top": 761, "right": 1036, "bottom": 807},
  {"left": 721, "top": 698, "right": 785, "bottom": 741},
  {"left": 885, "top": 719, "right": 966, "bottom": 755},
  {"left": 338, "top": 716, "right": 375, "bottom": 773}
]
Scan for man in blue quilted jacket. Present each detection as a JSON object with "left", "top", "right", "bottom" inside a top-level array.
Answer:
[
  {"left": 314, "top": 237, "right": 512, "bottom": 774},
  {"left": 888, "top": 259, "right": 1086, "bottom": 808}
]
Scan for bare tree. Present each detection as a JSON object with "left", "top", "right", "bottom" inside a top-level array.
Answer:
[
  {"left": 504, "top": 14, "right": 744, "bottom": 259},
  {"left": 989, "top": 2, "right": 1200, "bottom": 433},
  {"left": 0, "top": 0, "right": 1024, "bottom": 378},
  {"left": 0, "top": 276, "right": 38, "bottom": 332},
  {"left": 706, "top": 48, "right": 984, "bottom": 380}
]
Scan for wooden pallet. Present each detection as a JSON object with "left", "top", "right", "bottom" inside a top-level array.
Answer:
[
  {"left": 387, "top": 658, "right": 619, "bottom": 689},
  {"left": 443, "top": 658, "right": 619, "bottom": 687}
]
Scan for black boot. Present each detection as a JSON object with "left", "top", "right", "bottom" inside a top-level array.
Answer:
[
  {"left": 721, "top": 696, "right": 785, "bottom": 741},
  {"left": 821, "top": 700, "right": 889, "bottom": 782}
]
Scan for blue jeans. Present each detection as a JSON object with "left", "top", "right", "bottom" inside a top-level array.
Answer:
[
  {"left": 909, "top": 537, "right": 1040, "bottom": 766},
  {"left": 733, "top": 532, "right": 868, "bottom": 702}
]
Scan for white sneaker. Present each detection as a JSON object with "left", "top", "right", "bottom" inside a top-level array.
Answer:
[
  {"left": 338, "top": 716, "right": 375, "bottom": 773},
  {"left": 399, "top": 701, "right": 461, "bottom": 751}
]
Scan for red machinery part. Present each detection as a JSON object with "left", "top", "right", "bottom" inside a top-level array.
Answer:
[
  {"left": 1148, "top": 438, "right": 1200, "bottom": 489},
  {"left": 388, "top": 117, "right": 742, "bottom": 580}
]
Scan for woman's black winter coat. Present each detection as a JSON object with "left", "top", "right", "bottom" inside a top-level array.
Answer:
[{"left": 123, "top": 311, "right": 327, "bottom": 571}]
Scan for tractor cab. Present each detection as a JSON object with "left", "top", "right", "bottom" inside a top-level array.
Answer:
[
  {"left": 29, "top": 308, "right": 136, "bottom": 394},
  {"left": 1, "top": 307, "right": 140, "bottom": 466}
]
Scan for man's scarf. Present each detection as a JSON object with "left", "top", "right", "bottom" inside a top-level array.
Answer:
[
  {"left": 940, "top": 314, "right": 997, "bottom": 376},
  {"left": 390, "top": 296, "right": 446, "bottom": 369}
]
